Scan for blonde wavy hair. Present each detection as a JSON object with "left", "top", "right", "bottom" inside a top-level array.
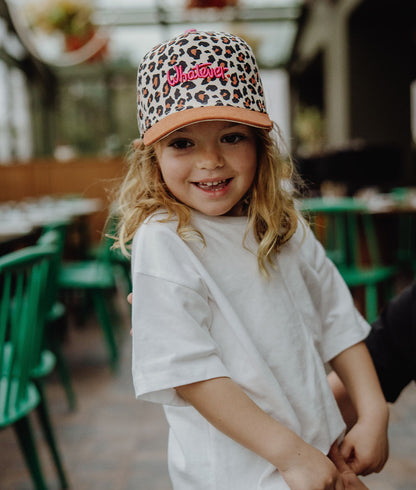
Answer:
[{"left": 114, "top": 124, "right": 303, "bottom": 276}]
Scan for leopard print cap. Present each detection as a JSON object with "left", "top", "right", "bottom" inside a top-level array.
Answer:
[{"left": 137, "top": 29, "right": 273, "bottom": 145}]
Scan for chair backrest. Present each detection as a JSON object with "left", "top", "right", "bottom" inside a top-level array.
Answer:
[
  {"left": 0, "top": 245, "right": 55, "bottom": 419},
  {"left": 96, "top": 213, "right": 126, "bottom": 264},
  {"left": 40, "top": 221, "right": 68, "bottom": 266},
  {"left": 301, "top": 197, "right": 380, "bottom": 269}
]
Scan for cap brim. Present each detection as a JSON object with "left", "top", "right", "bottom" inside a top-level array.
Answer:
[{"left": 142, "top": 106, "right": 273, "bottom": 145}]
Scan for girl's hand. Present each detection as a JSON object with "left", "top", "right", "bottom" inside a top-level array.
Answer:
[
  {"left": 329, "top": 342, "right": 389, "bottom": 476},
  {"left": 338, "top": 413, "right": 389, "bottom": 476},
  {"left": 328, "top": 443, "right": 369, "bottom": 489},
  {"left": 279, "top": 442, "right": 345, "bottom": 490}
]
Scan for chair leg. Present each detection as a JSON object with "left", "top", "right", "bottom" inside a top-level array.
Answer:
[
  {"left": 117, "top": 263, "right": 132, "bottom": 296},
  {"left": 54, "top": 341, "right": 77, "bottom": 412},
  {"left": 48, "top": 324, "right": 77, "bottom": 411},
  {"left": 13, "top": 415, "right": 48, "bottom": 490},
  {"left": 35, "top": 381, "right": 69, "bottom": 489},
  {"left": 91, "top": 290, "right": 119, "bottom": 371},
  {"left": 123, "top": 264, "right": 132, "bottom": 294},
  {"left": 365, "top": 284, "right": 378, "bottom": 324}
]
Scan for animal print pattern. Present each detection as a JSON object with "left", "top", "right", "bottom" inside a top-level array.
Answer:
[{"left": 137, "top": 30, "right": 270, "bottom": 143}]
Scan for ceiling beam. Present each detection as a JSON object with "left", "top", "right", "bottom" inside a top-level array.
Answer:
[{"left": 93, "top": 5, "right": 302, "bottom": 27}]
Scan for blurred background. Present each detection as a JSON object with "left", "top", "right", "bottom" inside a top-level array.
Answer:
[
  {"left": 1, "top": 0, "right": 416, "bottom": 179},
  {"left": 0, "top": 0, "right": 298, "bottom": 161},
  {"left": 1, "top": 0, "right": 416, "bottom": 489},
  {"left": 1, "top": 0, "right": 416, "bottom": 235}
]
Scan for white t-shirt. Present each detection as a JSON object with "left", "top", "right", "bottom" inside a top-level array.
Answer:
[{"left": 131, "top": 211, "right": 370, "bottom": 490}]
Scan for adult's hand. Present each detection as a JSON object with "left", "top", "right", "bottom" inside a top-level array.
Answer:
[{"left": 127, "top": 293, "right": 133, "bottom": 335}]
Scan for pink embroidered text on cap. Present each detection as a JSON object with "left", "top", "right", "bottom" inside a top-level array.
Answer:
[{"left": 167, "top": 63, "right": 229, "bottom": 87}]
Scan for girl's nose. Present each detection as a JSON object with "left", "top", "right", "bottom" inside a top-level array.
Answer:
[{"left": 196, "top": 147, "right": 224, "bottom": 170}]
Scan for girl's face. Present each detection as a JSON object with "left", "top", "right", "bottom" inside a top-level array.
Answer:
[{"left": 154, "top": 121, "right": 257, "bottom": 216}]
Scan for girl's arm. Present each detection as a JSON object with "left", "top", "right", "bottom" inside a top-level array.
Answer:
[
  {"left": 327, "top": 370, "right": 358, "bottom": 430},
  {"left": 330, "top": 341, "right": 389, "bottom": 476},
  {"left": 176, "top": 376, "right": 345, "bottom": 490}
]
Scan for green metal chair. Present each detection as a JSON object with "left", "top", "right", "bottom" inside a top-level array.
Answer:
[
  {"left": 395, "top": 212, "right": 416, "bottom": 276},
  {"left": 38, "top": 224, "right": 77, "bottom": 411},
  {"left": 388, "top": 187, "right": 416, "bottom": 276},
  {"left": 0, "top": 246, "right": 69, "bottom": 489},
  {"left": 58, "top": 217, "right": 120, "bottom": 371},
  {"left": 88, "top": 213, "right": 132, "bottom": 296},
  {"left": 301, "top": 197, "right": 397, "bottom": 323}
]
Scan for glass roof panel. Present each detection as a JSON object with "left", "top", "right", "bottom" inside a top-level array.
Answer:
[
  {"left": 4, "top": 0, "right": 303, "bottom": 68},
  {"left": 93, "top": 0, "right": 303, "bottom": 68},
  {"left": 106, "top": 20, "right": 298, "bottom": 68}
]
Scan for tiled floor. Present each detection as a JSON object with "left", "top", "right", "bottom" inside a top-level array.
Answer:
[{"left": 1, "top": 292, "right": 416, "bottom": 490}]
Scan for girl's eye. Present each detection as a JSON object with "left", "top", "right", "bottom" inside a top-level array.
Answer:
[
  {"left": 169, "top": 139, "right": 193, "bottom": 150},
  {"left": 222, "top": 133, "right": 246, "bottom": 144}
]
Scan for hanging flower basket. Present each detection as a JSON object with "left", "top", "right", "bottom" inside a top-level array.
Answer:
[
  {"left": 64, "top": 28, "right": 108, "bottom": 62},
  {"left": 26, "top": 0, "right": 108, "bottom": 62}
]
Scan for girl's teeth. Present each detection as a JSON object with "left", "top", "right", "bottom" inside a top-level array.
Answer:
[{"left": 198, "top": 180, "right": 226, "bottom": 188}]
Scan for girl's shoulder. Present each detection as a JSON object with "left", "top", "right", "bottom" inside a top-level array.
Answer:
[
  {"left": 285, "top": 218, "right": 310, "bottom": 246},
  {"left": 134, "top": 212, "right": 181, "bottom": 250},
  {"left": 132, "top": 212, "right": 209, "bottom": 293},
  {"left": 142, "top": 209, "right": 173, "bottom": 225},
  {"left": 281, "top": 218, "right": 319, "bottom": 258}
]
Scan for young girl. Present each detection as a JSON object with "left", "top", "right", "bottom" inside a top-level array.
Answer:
[{"left": 115, "top": 30, "right": 388, "bottom": 489}]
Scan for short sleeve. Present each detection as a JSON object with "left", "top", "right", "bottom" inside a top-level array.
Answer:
[
  {"left": 131, "top": 221, "right": 230, "bottom": 406},
  {"left": 296, "top": 225, "right": 371, "bottom": 362}
]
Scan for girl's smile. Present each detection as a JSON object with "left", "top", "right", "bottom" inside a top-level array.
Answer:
[
  {"left": 154, "top": 121, "right": 257, "bottom": 216},
  {"left": 191, "top": 178, "right": 233, "bottom": 197}
]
